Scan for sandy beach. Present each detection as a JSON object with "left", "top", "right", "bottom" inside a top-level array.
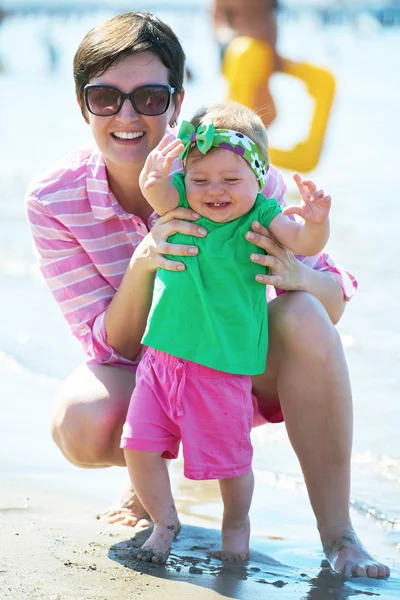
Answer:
[{"left": 2, "top": 468, "right": 399, "bottom": 600}]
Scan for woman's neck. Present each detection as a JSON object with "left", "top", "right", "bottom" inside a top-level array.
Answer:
[{"left": 106, "top": 162, "right": 153, "bottom": 223}]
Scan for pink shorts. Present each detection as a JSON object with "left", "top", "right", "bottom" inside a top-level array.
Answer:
[{"left": 121, "top": 348, "right": 255, "bottom": 480}]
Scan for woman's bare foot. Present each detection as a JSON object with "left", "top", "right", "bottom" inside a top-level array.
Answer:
[
  {"left": 97, "top": 479, "right": 151, "bottom": 528},
  {"left": 211, "top": 515, "right": 250, "bottom": 561},
  {"left": 321, "top": 526, "right": 390, "bottom": 578},
  {"left": 135, "top": 522, "right": 181, "bottom": 564}
]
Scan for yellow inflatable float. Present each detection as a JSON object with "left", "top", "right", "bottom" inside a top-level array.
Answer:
[{"left": 222, "top": 36, "right": 336, "bottom": 173}]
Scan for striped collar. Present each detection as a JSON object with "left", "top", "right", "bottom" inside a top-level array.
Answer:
[{"left": 86, "top": 148, "right": 136, "bottom": 221}]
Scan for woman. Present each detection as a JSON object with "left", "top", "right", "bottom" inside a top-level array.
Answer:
[{"left": 26, "top": 11, "right": 389, "bottom": 578}]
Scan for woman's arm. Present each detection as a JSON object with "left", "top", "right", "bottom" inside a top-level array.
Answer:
[
  {"left": 258, "top": 167, "right": 356, "bottom": 323},
  {"left": 104, "top": 208, "right": 207, "bottom": 359},
  {"left": 27, "top": 193, "right": 205, "bottom": 363},
  {"left": 247, "top": 223, "right": 346, "bottom": 324}
]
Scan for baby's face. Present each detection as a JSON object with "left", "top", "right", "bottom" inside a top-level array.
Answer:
[{"left": 184, "top": 148, "right": 259, "bottom": 223}]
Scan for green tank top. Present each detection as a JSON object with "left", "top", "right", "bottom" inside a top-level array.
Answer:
[{"left": 142, "top": 173, "right": 282, "bottom": 375}]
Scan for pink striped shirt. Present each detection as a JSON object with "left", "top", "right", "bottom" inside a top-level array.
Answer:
[{"left": 26, "top": 146, "right": 357, "bottom": 369}]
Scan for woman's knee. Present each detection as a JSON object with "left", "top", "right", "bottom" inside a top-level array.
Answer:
[
  {"left": 270, "top": 292, "right": 340, "bottom": 358},
  {"left": 51, "top": 394, "right": 108, "bottom": 466},
  {"left": 51, "top": 364, "right": 134, "bottom": 467}
]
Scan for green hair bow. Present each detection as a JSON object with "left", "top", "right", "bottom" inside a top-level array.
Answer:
[
  {"left": 177, "top": 120, "right": 268, "bottom": 188},
  {"left": 178, "top": 121, "right": 216, "bottom": 163}
]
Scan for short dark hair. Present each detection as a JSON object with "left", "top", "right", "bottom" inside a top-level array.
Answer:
[{"left": 74, "top": 11, "right": 186, "bottom": 117}]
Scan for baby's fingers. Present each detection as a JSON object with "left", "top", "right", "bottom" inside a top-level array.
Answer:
[
  {"left": 302, "top": 179, "right": 318, "bottom": 193},
  {"left": 156, "top": 134, "right": 175, "bottom": 151},
  {"left": 294, "top": 173, "right": 321, "bottom": 198},
  {"left": 293, "top": 172, "right": 308, "bottom": 196},
  {"left": 309, "top": 193, "right": 331, "bottom": 205},
  {"left": 162, "top": 138, "right": 185, "bottom": 157},
  {"left": 164, "top": 141, "right": 185, "bottom": 161},
  {"left": 282, "top": 204, "right": 301, "bottom": 217},
  {"left": 144, "top": 170, "right": 164, "bottom": 189},
  {"left": 144, "top": 176, "right": 160, "bottom": 190}
]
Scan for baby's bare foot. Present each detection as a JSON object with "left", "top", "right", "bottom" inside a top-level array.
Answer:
[
  {"left": 97, "top": 479, "right": 151, "bottom": 528},
  {"left": 211, "top": 549, "right": 250, "bottom": 561},
  {"left": 321, "top": 527, "right": 390, "bottom": 578},
  {"left": 211, "top": 516, "right": 250, "bottom": 562},
  {"left": 136, "top": 522, "right": 181, "bottom": 565}
]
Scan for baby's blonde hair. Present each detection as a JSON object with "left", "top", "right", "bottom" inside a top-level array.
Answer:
[{"left": 189, "top": 101, "right": 269, "bottom": 163}]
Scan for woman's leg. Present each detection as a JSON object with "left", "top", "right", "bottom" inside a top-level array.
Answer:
[
  {"left": 251, "top": 291, "right": 389, "bottom": 578},
  {"left": 51, "top": 362, "right": 149, "bottom": 527},
  {"left": 211, "top": 471, "right": 254, "bottom": 561},
  {"left": 124, "top": 449, "right": 181, "bottom": 564}
]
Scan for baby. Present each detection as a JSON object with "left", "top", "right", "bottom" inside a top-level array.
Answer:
[{"left": 121, "top": 102, "right": 331, "bottom": 564}]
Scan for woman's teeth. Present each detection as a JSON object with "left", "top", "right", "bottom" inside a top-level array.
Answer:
[{"left": 113, "top": 132, "right": 144, "bottom": 139}]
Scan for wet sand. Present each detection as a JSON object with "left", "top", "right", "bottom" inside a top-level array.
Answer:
[{"left": 1, "top": 474, "right": 399, "bottom": 600}]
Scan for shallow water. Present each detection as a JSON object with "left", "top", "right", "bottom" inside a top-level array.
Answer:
[{"left": 0, "top": 3, "right": 399, "bottom": 581}]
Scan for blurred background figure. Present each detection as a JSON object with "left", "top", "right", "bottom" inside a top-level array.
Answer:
[
  {"left": 212, "top": 0, "right": 280, "bottom": 63},
  {"left": 212, "top": 0, "right": 281, "bottom": 125},
  {"left": 41, "top": 29, "right": 61, "bottom": 74},
  {"left": 212, "top": 0, "right": 336, "bottom": 172}
]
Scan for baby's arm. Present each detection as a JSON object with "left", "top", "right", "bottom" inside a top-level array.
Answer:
[
  {"left": 139, "top": 135, "right": 184, "bottom": 216},
  {"left": 268, "top": 174, "right": 331, "bottom": 256}
]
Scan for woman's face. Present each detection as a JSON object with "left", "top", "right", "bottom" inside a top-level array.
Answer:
[{"left": 83, "top": 52, "right": 184, "bottom": 172}]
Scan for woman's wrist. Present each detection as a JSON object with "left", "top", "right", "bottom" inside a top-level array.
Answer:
[
  {"left": 291, "top": 260, "right": 346, "bottom": 324},
  {"left": 104, "top": 247, "right": 156, "bottom": 359},
  {"left": 294, "top": 258, "right": 314, "bottom": 293},
  {"left": 130, "top": 235, "right": 159, "bottom": 275}
]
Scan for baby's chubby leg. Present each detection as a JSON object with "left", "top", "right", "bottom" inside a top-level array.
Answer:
[
  {"left": 211, "top": 471, "right": 254, "bottom": 561},
  {"left": 124, "top": 450, "right": 181, "bottom": 564}
]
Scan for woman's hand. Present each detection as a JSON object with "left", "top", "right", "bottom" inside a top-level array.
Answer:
[
  {"left": 246, "top": 221, "right": 346, "bottom": 323},
  {"left": 246, "top": 221, "right": 304, "bottom": 291},
  {"left": 133, "top": 207, "right": 207, "bottom": 273}
]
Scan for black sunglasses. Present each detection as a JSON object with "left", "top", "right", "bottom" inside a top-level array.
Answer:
[{"left": 84, "top": 84, "right": 176, "bottom": 117}]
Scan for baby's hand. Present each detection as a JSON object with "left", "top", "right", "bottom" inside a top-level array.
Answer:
[
  {"left": 141, "top": 135, "right": 184, "bottom": 190},
  {"left": 283, "top": 173, "right": 331, "bottom": 225}
]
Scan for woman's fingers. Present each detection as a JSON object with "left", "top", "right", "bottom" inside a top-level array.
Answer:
[
  {"left": 156, "top": 255, "right": 186, "bottom": 271},
  {"left": 250, "top": 252, "right": 280, "bottom": 271},
  {"left": 160, "top": 218, "right": 207, "bottom": 238},
  {"left": 246, "top": 224, "right": 285, "bottom": 257},
  {"left": 157, "top": 241, "right": 199, "bottom": 257},
  {"left": 156, "top": 209, "right": 207, "bottom": 239},
  {"left": 156, "top": 206, "right": 200, "bottom": 223},
  {"left": 150, "top": 209, "right": 207, "bottom": 268},
  {"left": 254, "top": 272, "right": 284, "bottom": 286}
]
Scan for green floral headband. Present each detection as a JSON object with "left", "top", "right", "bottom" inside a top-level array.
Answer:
[{"left": 177, "top": 120, "right": 268, "bottom": 188}]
